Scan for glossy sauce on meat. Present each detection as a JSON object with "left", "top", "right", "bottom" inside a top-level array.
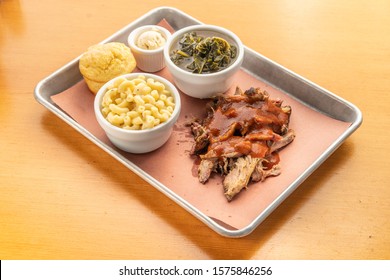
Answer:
[
  {"left": 201, "top": 92, "right": 290, "bottom": 163},
  {"left": 191, "top": 87, "right": 295, "bottom": 200}
]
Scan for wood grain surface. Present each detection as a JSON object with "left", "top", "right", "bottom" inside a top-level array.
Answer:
[{"left": 1, "top": 0, "right": 389, "bottom": 259}]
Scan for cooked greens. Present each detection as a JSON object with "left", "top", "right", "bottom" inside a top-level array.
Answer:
[{"left": 170, "top": 31, "right": 237, "bottom": 74}]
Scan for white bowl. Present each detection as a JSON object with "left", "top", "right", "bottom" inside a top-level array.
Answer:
[
  {"left": 128, "top": 25, "right": 171, "bottom": 72},
  {"left": 164, "top": 24, "right": 244, "bottom": 99},
  {"left": 94, "top": 73, "right": 181, "bottom": 153}
]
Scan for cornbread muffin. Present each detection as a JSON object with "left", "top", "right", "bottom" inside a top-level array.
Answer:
[{"left": 79, "top": 42, "right": 136, "bottom": 94}]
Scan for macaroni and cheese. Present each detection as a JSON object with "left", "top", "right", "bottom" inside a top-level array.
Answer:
[{"left": 101, "top": 75, "right": 176, "bottom": 130}]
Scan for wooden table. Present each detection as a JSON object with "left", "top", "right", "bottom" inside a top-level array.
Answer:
[{"left": 1, "top": 0, "right": 389, "bottom": 259}]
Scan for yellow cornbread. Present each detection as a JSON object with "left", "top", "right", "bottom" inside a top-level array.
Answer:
[{"left": 79, "top": 42, "right": 136, "bottom": 94}]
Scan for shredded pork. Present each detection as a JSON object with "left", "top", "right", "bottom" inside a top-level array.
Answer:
[{"left": 190, "top": 87, "right": 295, "bottom": 201}]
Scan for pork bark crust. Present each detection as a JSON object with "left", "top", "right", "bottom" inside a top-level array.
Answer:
[{"left": 190, "top": 87, "right": 295, "bottom": 201}]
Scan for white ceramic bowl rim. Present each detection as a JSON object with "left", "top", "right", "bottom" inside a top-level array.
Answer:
[
  {"left": 94, "top": 73, "right": 181, "bottom": 134},
  {"left": 164, "top": 24, "right": 244, "bottom": 77},
  {"left": 128, "top": 25, "right": 171, "bottom": 54}
]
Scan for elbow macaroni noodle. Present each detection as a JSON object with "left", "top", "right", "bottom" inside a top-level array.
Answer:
[{"left": 101, "top": 75, "right": 176, "bottom": 130}]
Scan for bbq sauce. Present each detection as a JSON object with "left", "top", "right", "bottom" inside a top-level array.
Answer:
[{"left": 204, "top": 95, "right": 290, "bottom": 159}]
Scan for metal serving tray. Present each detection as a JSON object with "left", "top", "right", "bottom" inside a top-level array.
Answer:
[{"left": 34, "top": 7, "right": 362, "bottom": 237}]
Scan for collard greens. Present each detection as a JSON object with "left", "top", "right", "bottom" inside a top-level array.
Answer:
[{"left": 170, "top": 31, "right": 237, "bottom": 74}]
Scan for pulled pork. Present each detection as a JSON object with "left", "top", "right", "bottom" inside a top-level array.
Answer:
[{"left": 190, "top": 87, "right": 295, "bottom": 201}]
